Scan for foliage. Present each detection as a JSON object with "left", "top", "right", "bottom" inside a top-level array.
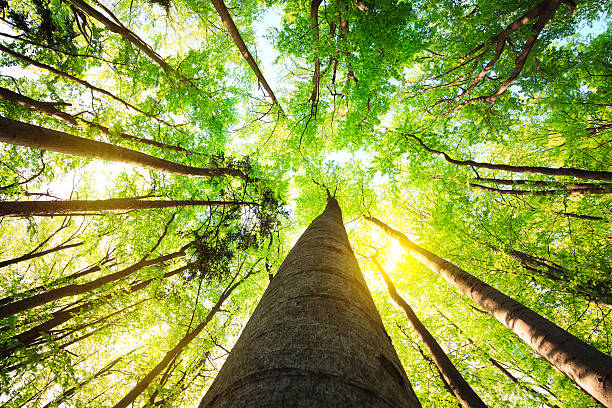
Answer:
[{"left": 0, "top": 0, "right": 610, "bottom": 406}]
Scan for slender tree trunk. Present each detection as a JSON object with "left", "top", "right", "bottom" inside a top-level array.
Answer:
[
  {"left": 66, "top": 0, "right": 171, "bottom": 73},
  {"left": 0, "top": 265, "right": 189, "bottom": 358},
  {"left": 0, "top": 256, "right": 115, "bottom": 307},
  {"left": 371, "top": 257, "right": 487, "bottom": 408},
  {"left": 366, "top": 216, "right": 612, "bottom": 407},
  {"left": 435, "top": 307, "right": 561, "bottom": 408},
  {"left": 504, "top": 248, "right": 612, "bottom": 308},
  {"left": 398, "top": 131, "right": 612, "bottom": 182},
  {"left": 210, "top": 0, "right": 283, "bottom": 114},
  {"left": 469, "top": 182, "right": 612, "bottom": 195},
  {"left": 0, "top": 117, "right": 248, "bottom": 180},
  {"left": 41, "top": 353, "right": 125, "bottom": 408},
  {"left": 0, "top": 86, "right": 193, "bottom": 155},
  {"left": 0, "top": 251, "right": 187, "bottom": 319},
  {"left": 112, "top": 273, "right": 246, "bottom": 408},
  {"left": 0, "top": 86, "right": 77, "bottom": 124},
  {"left": 0, "top": 242, "right": 83, "bottom": 268},
  {"left": 200, "top": 198, "right": 421, "bottom": 407},
  {"left": 0, "top": 198, "right": 255, "bottom": 217}
]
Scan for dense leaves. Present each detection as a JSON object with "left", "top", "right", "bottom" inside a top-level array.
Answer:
[{"left": 0, "top": 0, "right": 610, "bottom": 406}]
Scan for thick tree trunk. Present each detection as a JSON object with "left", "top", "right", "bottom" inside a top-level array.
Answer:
[
  {"left": 0, "top": 198, "right": 255, "bottom": 217},
  {"left": 371, "top": 257, "right": 487, "bottom": 408},
  {"left": 0, "top": 250, "right": 186, "bottom": 319},
  {"left": 210, "top": 0, "right": 283, "bottom": 114},
  {"left": 0, "top": 117, "right": 248, "bottom": 180},
  {"left": 398, "top": 132, "right": 612, "bottom": 182},
  {"left": 199, "top": 198, "right": 421, "bottom": 407},
  {"left": 112, "top": 274, "right": 246, "bottom": 408},
  {"left": 366, "top": 216, "right": 612, "bottom": 407},
  {"left": 0, "top": 242, "right": 83, "bottom": 268}
]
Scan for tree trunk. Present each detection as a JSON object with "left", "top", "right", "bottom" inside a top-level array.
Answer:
[
  {"left": 199, "top": 198, "right": 421, "bottom": 407},
  {"left": 0, "top": 86, "right": 77, "bottom": 124},
  {"left": 435, "top": 307, "right": 561, "bottom": 408},
  {"left": 469, "top": 182, "right": 612, "bottom": 195},
  {"left": 0, "top": 242, "right": 83, "bottom": 268},
  {"left": 112, "top": 273, "right": 246, "bottom": 408},
  {"left": 398, "top": 131, "right": 612, "bottom": 182},
  {"left": 0, "top": 117, "right": 249, "bottom": 180},
  {"left": 210, "top": 0, "right": 283, "bottom": 114},
  {"left": 371, "top": 257, "right": 487, "bottom": 408},
  {"left": 0, "top": 265, "right": 189, "bottom": 358},
  {"left": 366, "top": 216, "right": 612, "bottom": 407},
  {"left": 0, "top": 256, "right": 115, "bottom": 307},
  {"left": 0, "top": 197, "right": 255, "bottom": 217},
  {"left": 0, "top": 86, "right": 194, "bottom": 155},
  {"left": 0, "top": 250, "right": 186, "bottom": 319}
]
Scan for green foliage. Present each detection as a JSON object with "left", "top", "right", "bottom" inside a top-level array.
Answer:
[{"left": 0, "top": 0, "right": 610, "bottom": 406}]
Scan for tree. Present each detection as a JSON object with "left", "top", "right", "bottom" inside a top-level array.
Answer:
[
  {"left": 369, "top": 255, "right": 487, "bottom": 408},
  {"left": 0, "top": 0, "right": 610, "bottom": 405},
  {"left": 200, "top": 197, "right": 421, "bottom": 407},
  {"left": 366, "top": 216, "right": 612, "bottom": 406}
]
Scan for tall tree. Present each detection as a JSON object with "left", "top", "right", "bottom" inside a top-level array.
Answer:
[
  {"left": 0, "top": 117, "right": 249, "bottom": 180},
  {"left": 200, "top": 197, "right": 421, "bottom": 407},
  {"left": 370, "top": 255, "right": 487, "bottom": 408},
  {"left": 0, "top": 198, "right": 255, "bottom": 217},
  {"left": 366, "top": 216, "right": 612, "bottom": 407}
]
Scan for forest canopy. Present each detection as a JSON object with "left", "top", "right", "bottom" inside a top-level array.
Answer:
[{"left": 0, "top": 0, "right": 610, "bottom": 406}]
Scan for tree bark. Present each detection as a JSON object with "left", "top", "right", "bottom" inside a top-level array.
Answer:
[
  {"left": 0, "top": 197, "right": 255, "bottom": 217},
  {"left": 398, "top": 131, "right": 612, "bottom": 182},
  {"left": 0, "top": 250, "right": 187, "bottom": 319},
  {"left": 366, "top": 216, "right": 612, "bottom": 407},
  {"left": 0, "top": 242, "right": 83, "bottom": 268},
  {"left": 0, "top": 116, "right": 248, "bottom": 180},
  {"left": 112, "top": 273, "right": 246, "bottom": 408},
  {"left": 371, "top": 257, "right": 487, "bottom": 408},
  {"left": 210, "top": 0, "right": 284, "bottom": 115},
  {"left": 199, "top": 198, "right": 421, "bottom": 407},
  {"left": 0, "top": 256, "right": 115, "bottom": 307}
]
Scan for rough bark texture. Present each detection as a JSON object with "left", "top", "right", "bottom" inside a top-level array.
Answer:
[
  {"left": 371, "top": 257, "right": 487, "bottom": 408},
  {"left": 0, "top": 116, "right": 248, "bottom": 180},
  {"left": 0, "top": 198, "right": 254, "bottom": 217},
  {"left": 366, "top": 216, "right": 612, "bottom": 407},
  {"left": 200, "top": 198, "right": 421, "bottom": 407}
]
